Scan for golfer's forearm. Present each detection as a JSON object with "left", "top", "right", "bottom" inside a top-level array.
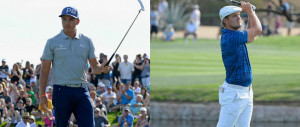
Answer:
[
  {"left": 40, "top": 78, "right": 48, "bottom": 95},
  {"left": 247, "top": 10, "right": 262, "bottom": 32},
  {"left": 247, "top": 17, "right": 251, "bottom": 29},
  {"left": 39, "top": 69, "right": 50, "bottom": 95}
]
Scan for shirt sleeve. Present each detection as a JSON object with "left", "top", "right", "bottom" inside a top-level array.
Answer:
[
  {"left": 127, "top": 116, "right": 134, "bottom": 126},
  {"left": 129, "top": 90, "right": 134, "bottom": 98},
  {"left": 131, "top": 63, "right": 134, "bottom": 72},
  {"left": 88, "top": 39, "right": 96, "bottom": 59},
  {"left": 41, "top": 40, "right": 54, "bottom": 60},
  {"left": 112, "top": 92, "right": 116, "bottom": 98},
  {"left": 7, "top": 97, "right": 11, "bottom": 103},
  {"left": 104, "top": 117, "right": 109, "bottom": 124},
  {"left": 233, "top": 30, "right": 248, "bottom": 45},
  {"left": 6, "top": 68, "right": 10, "bottom": 74},
  {"left": 118, "top": 115, "right": 122, "bottom": 123},
  {"left": 129, "top": 99, "right": 136, "bottom": 106}
]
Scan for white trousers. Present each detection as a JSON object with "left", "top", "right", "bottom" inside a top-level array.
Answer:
[{"left": 217, "top": 81, "right": 253, "bottom": 127}]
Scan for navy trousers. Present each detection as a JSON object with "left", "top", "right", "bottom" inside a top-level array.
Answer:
[{"left": 52, "top": 85, "right": 95, "bottom": 127}]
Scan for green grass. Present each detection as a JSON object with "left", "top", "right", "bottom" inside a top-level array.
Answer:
[
  {"left": 0, "top": 112, "right": 136, "bottom": 127},
  {"left": 0, "top": 118, "right": 44, "bottom": 127},
  {"left": 151, "top": 36, "right": 300, "bottom": 102},
  {"left": 108, "top": 111, "right": 138, "bottom": 126}
]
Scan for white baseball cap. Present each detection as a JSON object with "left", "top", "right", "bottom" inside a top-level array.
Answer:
[
  {"left": 46, "top": 86, "right": 52, "bottom": 92},
  {"left": 30, "top": 78, "right": 36, "bottom": 84},
  {"left": 140, "top": 107, "right": 147, "bottom": 112},
  {"left": 219, "top": 6, "right": 242, "bottom": 21},
  {"left": 97, "top": 82, "right": 105, "bottom": 87}
]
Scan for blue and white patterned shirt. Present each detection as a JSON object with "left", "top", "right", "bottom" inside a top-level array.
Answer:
[{"left": 221, "top": 29, "right": 252, "bottom": 87}]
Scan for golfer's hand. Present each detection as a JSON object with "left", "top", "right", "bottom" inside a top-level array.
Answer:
[
  {"left": 241, "top": 1, "right": 252, "bottom": 13},
  {"left": 102, "top": 66, "right": 110, "bottom": 74},
  {"left": 40, "top": 96, "right": 48, "bottom": 111}
]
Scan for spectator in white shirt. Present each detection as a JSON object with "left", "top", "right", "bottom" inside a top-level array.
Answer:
[
  {"left": 118, "top": 55, "right": 134, "bottom": 85},
  {"left": 101, "top": 86, "right": 116, "bottom": 108},
  {"left": 133, "top": 81, "right": 141, "bottom": 97},
  {"left": 184, "top": 19, "right": 198, "bottom": 42}
]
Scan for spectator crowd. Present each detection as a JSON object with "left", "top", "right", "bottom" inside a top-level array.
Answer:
[
  {"left": 150, "top": 0, "right": 201, "bottom": 42},
  {"left": 0, "top": 52, "right": 150, "bottom": 127}
]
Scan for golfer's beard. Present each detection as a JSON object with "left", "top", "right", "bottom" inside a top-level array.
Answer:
[
  {"left": 232, "top": 26, "right": 241, "bottom": 30},
  {"left": 229, "top": 23, "right": 241, "bottom": 30}
]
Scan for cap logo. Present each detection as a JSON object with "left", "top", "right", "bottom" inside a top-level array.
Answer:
[
  {"left": 66, "top": 8, "right": 72, "bottom": 13},
  {"left": 71, "top": 9, "right": 76, "bottom": 14},
  {"left": 66, "top": 8, "right": 76, "bottom": 14}
]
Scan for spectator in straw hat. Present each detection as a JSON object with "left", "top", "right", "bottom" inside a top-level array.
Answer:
[
  {"left": 16, "top": 112, "right": 30, "bottom": 127},
  {"left": 28, "top": 115, "right": 37, "bottom": 127}
]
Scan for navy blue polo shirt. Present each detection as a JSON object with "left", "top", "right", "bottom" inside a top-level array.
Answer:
[{"left": 221, "top": 29, "right": 252, "bottom": 87}]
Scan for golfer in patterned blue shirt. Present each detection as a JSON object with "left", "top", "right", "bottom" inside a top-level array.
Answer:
[{"left": 217, "top": 1, "right": 262, "bottom": 127}]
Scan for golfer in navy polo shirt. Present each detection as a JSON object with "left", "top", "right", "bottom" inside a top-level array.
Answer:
[
  {"left": 39, "top": 7, "right": 110, "bottom": 127},
  {"left": 217, "top": 1, "right": 262, "bottom": 127}
]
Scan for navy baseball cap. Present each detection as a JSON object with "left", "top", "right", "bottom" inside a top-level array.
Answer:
[{"left": 59, "top": 7, "right": 79, "bottom": 19}]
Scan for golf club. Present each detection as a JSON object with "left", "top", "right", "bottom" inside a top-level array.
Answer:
[
  {"left": 105, "top": 0, "right": 145, "bottom": 66},
  {"left": 229, "top": 0, "right": 256, "bottom": 11}
]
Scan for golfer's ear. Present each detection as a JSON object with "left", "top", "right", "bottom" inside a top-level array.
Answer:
[
  {"left": 223, "top": 18, "right": 228, "bottom": 26},
  {"left": 77, "top": 19, "right": 80, "bottom": 25}
]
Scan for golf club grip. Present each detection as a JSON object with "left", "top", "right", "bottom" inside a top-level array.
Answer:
[
  {"left": 105, "top": 53, "right": 115, "bottom": 66},
  {"left": 231, "top": 0, "right": 256, "bottom": 11}
]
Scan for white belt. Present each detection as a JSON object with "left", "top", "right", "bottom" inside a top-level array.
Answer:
[{"left": 225, "top": 81, "right": 251, "bottom": 91}]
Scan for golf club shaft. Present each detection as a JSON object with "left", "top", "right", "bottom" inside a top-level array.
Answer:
[{"left": 105, "top": 9, "right": 142, "bottom": 66}]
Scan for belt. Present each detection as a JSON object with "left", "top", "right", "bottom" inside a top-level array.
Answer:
[
  {"left": 57, "top": 83, "right": 88, "bottom": 88},
  {"left": 225, "top": 82, "right": 252, "bottom": 91},
  {"left": 141, "top": 75, "right": 149, "bottom": 78}
]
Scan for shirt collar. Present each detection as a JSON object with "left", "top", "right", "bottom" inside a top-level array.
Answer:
[{"left": 60, "top": 30, "right": 80, "bottom": 39}]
